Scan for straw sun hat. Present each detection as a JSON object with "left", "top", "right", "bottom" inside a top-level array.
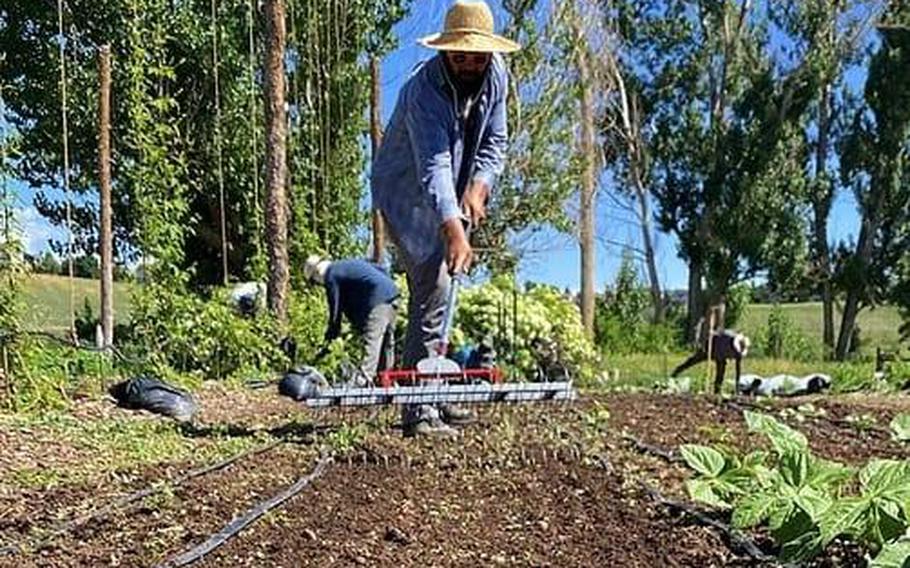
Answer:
[{"left": 419, "top": 1, "right": 521, "bottom": 53}]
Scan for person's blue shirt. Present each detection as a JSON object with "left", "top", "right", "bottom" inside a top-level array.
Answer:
[
  {"left": 323, "top": 259, "right": 399, "bottom": 342},
  {"left": 370, "top": 53, "right": 509, "bottom": 264}
]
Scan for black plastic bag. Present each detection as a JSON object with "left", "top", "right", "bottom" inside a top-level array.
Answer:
[
  {"left": 278, "top": 366, "right": 329, "bottom": 401},
  {"left": 109, "top": 376, "right": 198, "bottom": 422}
]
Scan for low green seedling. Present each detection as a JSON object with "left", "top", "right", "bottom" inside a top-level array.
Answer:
[
  {"left": 680, "top": 410, "right": 910, "bottom": 565},
  {"left": 845, "top": 413, "right": 879, "bottom": 433},
  {"left": 890, "top": 414, "right": 910, "bottom": 443}
]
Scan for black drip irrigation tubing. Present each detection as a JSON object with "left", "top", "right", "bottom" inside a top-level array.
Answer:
[
  {"left": 157, "top": 453, "right": 333, "bottom": 568},
  {"left": 621, "top": 433, "right": 682, "bottom": 464},
  {"left": 624, "top": 434, "right": 779, "bottom": 565},
  {"left": 0, "top": 440, "right": 284, "bottom": 557},
  {"left": 640, "top": 482, "right": 780, "bottom": 566}
]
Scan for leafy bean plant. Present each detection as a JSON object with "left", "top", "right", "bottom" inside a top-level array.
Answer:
[{"left": 681, "top": 411, "right": 910, "bottom": 565}]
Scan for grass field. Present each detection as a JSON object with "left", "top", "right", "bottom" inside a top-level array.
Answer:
[
  {"left": 599, "top": 351, "right": 875, "bottom": 393},
  {"left": 21, "top": 273, "right": 131, "bottom": 333},
  {"left": 19, "top": 274, "right": 906, "bottom": 355},
  {"left": 738, "top": 302, "right": 903, "bottom": 351}
]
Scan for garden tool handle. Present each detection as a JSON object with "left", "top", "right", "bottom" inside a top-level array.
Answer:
[
  {"left": 438, "top": 275, "right": 462, "bottom": 356},
  {"left": 438, "top": 220, "right": 470, "bottom": 356}
]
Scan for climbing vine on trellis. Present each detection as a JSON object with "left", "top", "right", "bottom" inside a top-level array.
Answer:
[
  {"left": 121, "top": 0, "right": 193, "bottom": 359},
  {"left": 286, "top": 0, "right": 409, "bottom": 283}
]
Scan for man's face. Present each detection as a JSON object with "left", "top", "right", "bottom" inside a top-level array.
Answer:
[{"left": 445, "top": 51, "right": 492, "bottom": 87}]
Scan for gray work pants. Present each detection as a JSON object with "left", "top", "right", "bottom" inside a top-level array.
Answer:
[
  {"left": 386, "top": 227, "right": 452, "bottom": 426},
  {"left": 358, "top": 302, "right": 397, "bottom": 381}
]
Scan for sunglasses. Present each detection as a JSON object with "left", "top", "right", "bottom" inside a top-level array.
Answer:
[{"left": 448, "top": 52, "right": 491, "bottom": 65}]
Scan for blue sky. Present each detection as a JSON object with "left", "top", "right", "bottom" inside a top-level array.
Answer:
[{"left": 12, "top": 0, "right": 866, "bottom": 292}]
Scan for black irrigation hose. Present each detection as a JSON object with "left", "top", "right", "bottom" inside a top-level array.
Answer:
[
  {"left": 623, "top": 433, "right": 778, "bottom": 564},
  {"left": 621, "top": 433, "right": 682, "bottom": 464},
  {"left": 0, "top": 440, "right": 284, "bottom": 557},
  {"left": 157, "top": 453, "right": 333, "bottom": 568},
  {"left": 640, "top": 482, "right": 778, "bottom": 566}
]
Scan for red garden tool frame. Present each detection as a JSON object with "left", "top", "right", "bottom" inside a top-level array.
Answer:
[{"left": 376, "top": 367, "right": 504, "bottom": 388}]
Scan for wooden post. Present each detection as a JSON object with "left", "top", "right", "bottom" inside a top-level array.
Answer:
[
  {"left": 369, "top": 55, "right": 385, "bottom": 264},
  {"left": 98, "top": 44, "right": 114, "bottom": 348},
  {"left": 263, "top": 0, "right": 289, "bottom": 324},
  {"left": 705, "top": 306, "right": 716, "bottom": 394}
]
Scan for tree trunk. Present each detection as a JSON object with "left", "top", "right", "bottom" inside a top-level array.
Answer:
[
  {"left": 835, "top": 217, "right": 877, "bottom": 360},
  {"left": 813, "top": 81, "right": 836, "bottom": 357},
  {"left": 573, "top": 15, "right": 597, "bottom": 338},
  {"left": 632, "top": 169, "right": 663, "bottom": 323},
  {"left": 369, "top": 55, "right": 385, "bottom": 264},
  {"left": 687, "top": 260, "right": 703, "bottom": 344},
  {"left": 263, "top": 0, "right": 289, "bottom": 324},
  {"left": 97, "top": 44, "right": 114, "bottom": 348}
]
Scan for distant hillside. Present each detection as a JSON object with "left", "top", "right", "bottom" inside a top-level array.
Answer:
[
  {"left": 739, "top": 302, "right": 904, "bottom": 351},
  {"left": 21, "top": 274, "right": 131, "bottom": 333}
]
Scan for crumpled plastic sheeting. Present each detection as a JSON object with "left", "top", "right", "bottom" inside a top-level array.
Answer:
[
  {"left": 278, "top": 366, "right": 329, "bottom": 401},
  {"left": 109, "top": 375, "right": 198, "bottom": 422},
  {"left": 737, "top": 373, "right": 832, "bottom": 397}
]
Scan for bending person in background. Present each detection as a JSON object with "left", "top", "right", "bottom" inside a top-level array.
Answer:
[
  {"left": 671, "top": 330, "right": 751, "bottom": 394},
  {"left": 305, "top": 255, "right": 399, "bottom": 385}
]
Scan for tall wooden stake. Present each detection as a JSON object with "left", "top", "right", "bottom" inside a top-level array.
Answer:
[
  {"left": 369, "top": 55, "right": 385, "bottom": 264},
  {"left": 98, "top": 44, "right": 114, "bottom": 348}
]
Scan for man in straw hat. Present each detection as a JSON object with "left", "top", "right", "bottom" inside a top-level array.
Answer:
[{"left": 371, "top": 1, "right": 519, "bottom": 437}]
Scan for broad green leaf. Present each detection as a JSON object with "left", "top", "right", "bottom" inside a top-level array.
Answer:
[
  {"left": 742, "top": 450, "right": 769, "bottom": 470},
  {"left": 718, "top": 468, "right": 758, "bottom": 494},
  {"left": 685, "top": 478, "right": 730, "bottom": 509},
  {"left": 890, "top": 414, "right": 910, "bottom": 443},
  {"left": 768, "top": 499, "right": 797, "bottom": 532},
  {"left": 869, "top": 502, "right": 908, "bottom": 548},
  {"left": 773, "top": 508, "right": 817, "bottom": 558},
  {"left": 808, "top": 457, "right": 855, "bottom": 490},
  {"left": 871, "top": 539, "right": 910, "bottom": 568},
  {"left": 744, "top": 410, "right": 808, "bottom": 455},
  {"left": 781, "top": 451, "right": 810, "bottom": 488},
  {"left": 732, "top": 491, "right": 775, "bottom": 529},
  {"left": 750, "top": 463, "right": 778, "bottom": 487},
  {"left": 779, "top": 531, "right": 823, "bottom": 564},
  {"left": 795, "top": 487, "right": 833, "bottom": 522},
  {"left": 861, "top": 460, "right": 910, "bottom": 497},
  {"left": 680, "top": 444, "right": 725, "bottom": 478},
  {"left": 818, "top": 497, "right": 870, "bottom": 548}
]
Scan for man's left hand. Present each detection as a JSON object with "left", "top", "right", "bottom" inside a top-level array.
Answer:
[{"left": 463, "top": 180, "right": 490, "bottom": 227}]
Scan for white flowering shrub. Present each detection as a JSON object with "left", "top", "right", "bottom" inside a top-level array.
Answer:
[{"left": 454, "top": 274, "right": 599, "bottom": 383}]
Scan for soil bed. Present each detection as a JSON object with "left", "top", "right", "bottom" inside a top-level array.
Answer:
[{"left": 3, "top": 389, "right": 909, "bottom": 567}]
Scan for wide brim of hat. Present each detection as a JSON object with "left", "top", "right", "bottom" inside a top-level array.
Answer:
[{"left": 418, "top": 30, "right": 521, "bottom": 53}]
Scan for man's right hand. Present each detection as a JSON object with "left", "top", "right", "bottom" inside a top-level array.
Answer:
[{"left": 442, "top": 218, "right": 473, "bottom": 274}]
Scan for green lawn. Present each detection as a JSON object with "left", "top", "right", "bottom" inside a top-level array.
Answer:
[
  {"left": 738, "top": 302, "right": 903, "bottom": 351},
  {"left": 21, "top": 273, "right": 131, "bottom": 333},
  {"left": 18, "top": 275, "right": 906, "bottom": 354},
  {"left": 600, "top": 351, "right": 871, "bottom": 393}
]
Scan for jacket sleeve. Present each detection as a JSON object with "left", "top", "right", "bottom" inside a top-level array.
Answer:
[
  {"left": 472, "top": 65, "right": 508, "bottom": 190},
  {"left": 324, "top": 279, "right": 342, "bottom": 342},
  {"left": 404, "top": 84, "right": 461, "bottom": 225}
]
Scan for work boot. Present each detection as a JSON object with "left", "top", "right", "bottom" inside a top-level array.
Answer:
[
  {"left": 404, "top": 417, "right": 460, "bottom": 439},
  {"left": 402, "top": 404, "right": 459, "bottom": 439},
  {"left": 437, "top": 403, "right": 476, "bottom": 426}
]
